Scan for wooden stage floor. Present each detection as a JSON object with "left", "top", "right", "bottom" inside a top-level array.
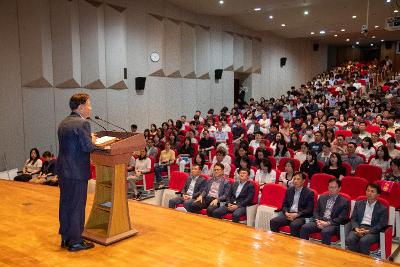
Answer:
[{"left": 0, "top": 180, "right": 398, "bottom": 267}]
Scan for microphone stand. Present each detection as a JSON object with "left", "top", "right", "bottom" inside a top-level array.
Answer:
[{"left": 95, "top": 116, "right": 129, "bottom": 139}]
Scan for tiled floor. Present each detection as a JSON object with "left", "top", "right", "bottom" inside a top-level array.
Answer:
[{"left": 139, "top": 196, "right": 400, "bottom": 263}]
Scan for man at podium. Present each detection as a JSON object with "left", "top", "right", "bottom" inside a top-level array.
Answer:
[{"left": 56, "top": 93, "right": 96, "bottom": 252}]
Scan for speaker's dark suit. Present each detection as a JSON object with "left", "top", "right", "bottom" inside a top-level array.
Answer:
[
  {"left": 56, "top": 112, "right": 95, "bottom": 244},
  {"left": 346, "top": 199, "right": 388, "bottom": 255},
  {"left": 211, "top": 180, "right": 255, "bottom": 222},
  {"left": 270, "top": 186, "right": 314, "bottom": 237},
  {"left": 300, "top": 194, "right": 350, "bottom": 244}
]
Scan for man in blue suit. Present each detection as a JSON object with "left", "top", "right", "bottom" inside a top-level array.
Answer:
[
  {"left": 300, "top": 178, "right": 350, "bottom": 245},
  {"left": 346, "top": 183, "right": 388, "bottom": 255},
  {"left": 186, "top": 162, "right": 230, "bottom": 216},
  {"left": 270, "top": 172, "right": 315, "bottom": 237},
  {"left": 211, "top": 168, "right": 255, "bottom": 223},
  {"left": 56, "top": 93, "right": 96, "bottom": 252}
]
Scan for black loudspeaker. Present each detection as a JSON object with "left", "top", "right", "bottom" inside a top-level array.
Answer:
[
  {"left": 280, "top": 57, "right": 287, "bottom": 67},
  {"left": 215, "top": 69, "right": 223, "bottom": 80},
  {"left": 313, "top": 43, "right": 319, "bottom": 51},
  {"left": 124, "top": 68, "right": 127, "bottom": 79},
  {"left": 135, "top": 77, "right": 146, "bottom": 90},
  {"left": 385, "top": 41, "right": 392, "bottom": 50}
]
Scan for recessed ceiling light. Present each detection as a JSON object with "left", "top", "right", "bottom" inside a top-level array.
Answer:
[
  {"left": 394, "top": 10, "right": 399, "bottom": 13},
  {"left": 387, "top": 0, "right": 391, "bottom": 3},
  {"left": 346, "top": 38, "right": 350, "bottom": 42},
  {"left": 381, "top": 39, "right": 385, "bottom": 42},
  {"left": 372, "top": 36, "right": 376, "bottom": 39},
  {"left": 310, "top": 31, "right": 315, "bottom": 35},
  {"left": 319, "top": 30, "right": 326, "bottom": 34},
  {"left": 341, "top": 29, "right": 346, "bottom": 32},
  {"left": 304, "top": 10, "right": 309, "bottom": 15},
  {"left": 254, "top": 7, "right": 261, "bottom": 11},
  {"left": 356, "top": 41, "right": 360, "bottom": 45},
  {"left": 374, "top": 25, "right": 379, "bottom": 28},
  {"left": 334, "top": 34, "right": 338, "bottom": 37},
  {"left": 281, "top": 23, "right": 286, "bottom": 27},
  {"left": 370, "top": 43, "right": 373, "bottom": 46},
  {"left": 268, "top": 15, "right": 274, "bottom": 19},
  {"left": 219, "top": 0, "right": 224, "bottom": 4},
  {"left": 352, "top": 15, "right": 357, "bottom": 19}
]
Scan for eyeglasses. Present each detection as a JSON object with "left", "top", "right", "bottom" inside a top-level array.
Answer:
[{"left": 214, "top": 168, "right": 222, "bottom": 171}]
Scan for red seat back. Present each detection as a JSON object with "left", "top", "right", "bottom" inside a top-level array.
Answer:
[
  {"left": 354, "top": 164, "right": 382, "bottom": 183},
  {"left": 268, "top": 156, "right": 277, "bottom": 169},
  {"left": 341, "top": 176, "right": 369, "bottom": 200},
  {"left": 249, "top": 180, "right": 260, "bottom": 205},
  {"left": 310, "top": 173, "right": 335, "bottom": 195},
  {"left": 259, "top": 184, "right": 287, "bottom": 209},
  {"left": 341, "top": 162, "right": 352, "bottom": 176},
  {"left": 169, "top": 171, "right": 189, "bottom": 191},
  {"left": 335, "top": 130, "right": 352, "bottom": 138},
  {"left": 374, "top": 180, "right": 400, "bottom": 209}
]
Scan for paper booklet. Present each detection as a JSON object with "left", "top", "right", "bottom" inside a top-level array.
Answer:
[{"left": 95, "top": 136, "right": 118, "bottom": 146}]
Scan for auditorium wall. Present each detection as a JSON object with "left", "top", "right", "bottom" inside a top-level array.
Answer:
[{"left": 0, "top": 0, "right": 327, "bottom": 170}]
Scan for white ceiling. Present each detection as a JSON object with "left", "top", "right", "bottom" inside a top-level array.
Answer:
[{"left": 166, "top": 0, "right": 400, "bottom": 45}]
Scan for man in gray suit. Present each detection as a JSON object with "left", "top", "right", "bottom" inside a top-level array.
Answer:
[
  {"left": 346, "top": 183, "right": 388, "bottom": 255},
  {"left": 186, "top": 162, "right": 230, "bottom": 216},
  {"left": 211, "top": 167, "right": 255, "bottom": 223},
  {"left": 57, "top": 93, "right": 96, "bottom": 252},
  {"left": 300, "top": 178, "right": 350, "bottom": 245},
  {"left": 168, "top": 164, "right": 206, "bottom": 209}
]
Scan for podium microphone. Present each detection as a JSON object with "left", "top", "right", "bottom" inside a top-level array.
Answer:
[
  {"left": 87, "top": 117, "right": 108, "bottom": 133},
  {"left": 94, "top": 116, "right": 129, "bottom": 138}
]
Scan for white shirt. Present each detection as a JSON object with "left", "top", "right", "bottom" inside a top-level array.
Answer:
[
  {"left": 361, "top": 200, "right": 377, "bottom": 226},
  {"left": 255, "top": 169, "right": 276, "bottom": 185}
]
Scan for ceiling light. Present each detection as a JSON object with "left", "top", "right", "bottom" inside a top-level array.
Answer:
[
  {"left": 387, "top": 0, "right": 391, "bottom": 3},
  {"left": 334, "top": 34, "right": 338, "bottom": 37},
  {"left": 269, "top": 15, "right": 274, "bottom": 19},
  {"left": 310, "top": 31, "right": 315, "bottom": 35},
  {"left": 356, "top": 41, "right": 360, "bottom": 45},
  {"left": 219, "top": 0, "right": 224, "bottom": 4},
  {"left": 346, "top": 38, "right": 350, "bottom": 42},
  {"left": 374, "top": 25, "right": 379, "bottom": 28},
  {"left": 281, "top": 23, "right": 286, "bottom": 27},
  {"left": 372, "top": 36, "right": 376, "bottom": 39},
  {"left": 341, "top": 29, "right": 346, "bottom": 32},
  {"left": 394, "top": 10, "right": 399, "bottom": 13},
  {"left": 352, "top": 15, "right": 357, "bottom": 19},
  {"left": 381, "top": 39, "right": 385, "bottom": 42},
  {"left": 319, "top": 30, "right": 325, "bottom": 34},
  {"left": 254, "top": 7, "right": 261, "bottom": 11},
  {"left": 304, "top": 10, "right": 309, "bottom": 15},
  {"left": 370, "top": 43, "right": 373, "bottom": 46}
]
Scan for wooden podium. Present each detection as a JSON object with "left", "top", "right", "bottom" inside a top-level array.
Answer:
[{"left": 82, "top": 131, "right": 146, "bottom": 245}]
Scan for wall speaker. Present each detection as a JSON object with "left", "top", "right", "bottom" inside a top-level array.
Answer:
[
  {"left": 215, "top": 69, "right": 223, "bottom": 80},
  {"left": 313, "top": 43, "right": 319, "bottom": 51},
  {"left": 135, "top": 77, "right": 146, "bottom": 90},
  {"left": 124, "top": 68, "right": 127, "bottom": 79},
  {"left": 280, "top": 57, "right": 287, "bottom": 67},
  {"left": 385, "top": 41, "right": 392, "bottom": 50}
]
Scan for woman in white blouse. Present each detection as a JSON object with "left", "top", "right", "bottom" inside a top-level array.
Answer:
[
  {"left": 355, "top": 137, "right": 375, "bottom": 162},
  {"left": 279, "top": 160, "right": 295, "bottom": 188},
  {"left": 127, "top": 148, "right": 151, "bottom": 199},
  {"left": 369, "top": 145, "right": 391, "bottom": 177},
  {"left": 14, "top": 148, "right": 43, "bottom": 182},
  {"left": 387, "top": 137, "right": 400, "bottom": 159},
  {"left": 255, "top": 158, "right": 277, "bottom": 190},
  {"left": 295, "top": 142, "right": 309, "bottom": 164}
]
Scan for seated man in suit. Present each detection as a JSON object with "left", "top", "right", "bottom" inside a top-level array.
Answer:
[
  {"left": 211, "top": 167, "right": 255, "bottom": 223},
  {"left": 270, "top": 172, "right": 314, "bottom": 237},
  {"left": 168, "top": 164, "right": 206, "bottom": 210},
  {"left": 346, "top": 183, "right": 388, "bottom": 255},
  {"left": 186, "top": 163, "right": 230, "bottom": 216},
  {"left": 300, "top": 178, "right": 350, "bottom": 245}
]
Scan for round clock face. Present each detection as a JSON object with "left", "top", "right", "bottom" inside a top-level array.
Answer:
[{"left": 150, "top": 52, "right": 160, "bottom": 62}]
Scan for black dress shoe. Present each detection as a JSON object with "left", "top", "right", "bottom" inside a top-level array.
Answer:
[
  {"left": 61, "top": 239, "right": 69, "bottom": 248},
  {"left": 68, "top": 241, "right": 95, "bottom": 252}
]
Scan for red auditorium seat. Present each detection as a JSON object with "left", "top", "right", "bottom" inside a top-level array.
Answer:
[
  {"left": 341, "top": 176, "right": 368, "bottom": 200},
  {"left": 160, "top": 171, "right": 189, "bottom": 207},
  {"left": 254, "top": 184, "right": 287, "bottom": 231},
  {"left": 277, "top": 157, "right": 300, "bottom": 172},
  {"left": 310, "top": 173, "right": 335, "bottom": 195},
  {"left": 335, "top": 130, "right": 352, "bottom": 138},
  {"left": 354, "top": 164, "right": 382, "bottom": 184}
]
